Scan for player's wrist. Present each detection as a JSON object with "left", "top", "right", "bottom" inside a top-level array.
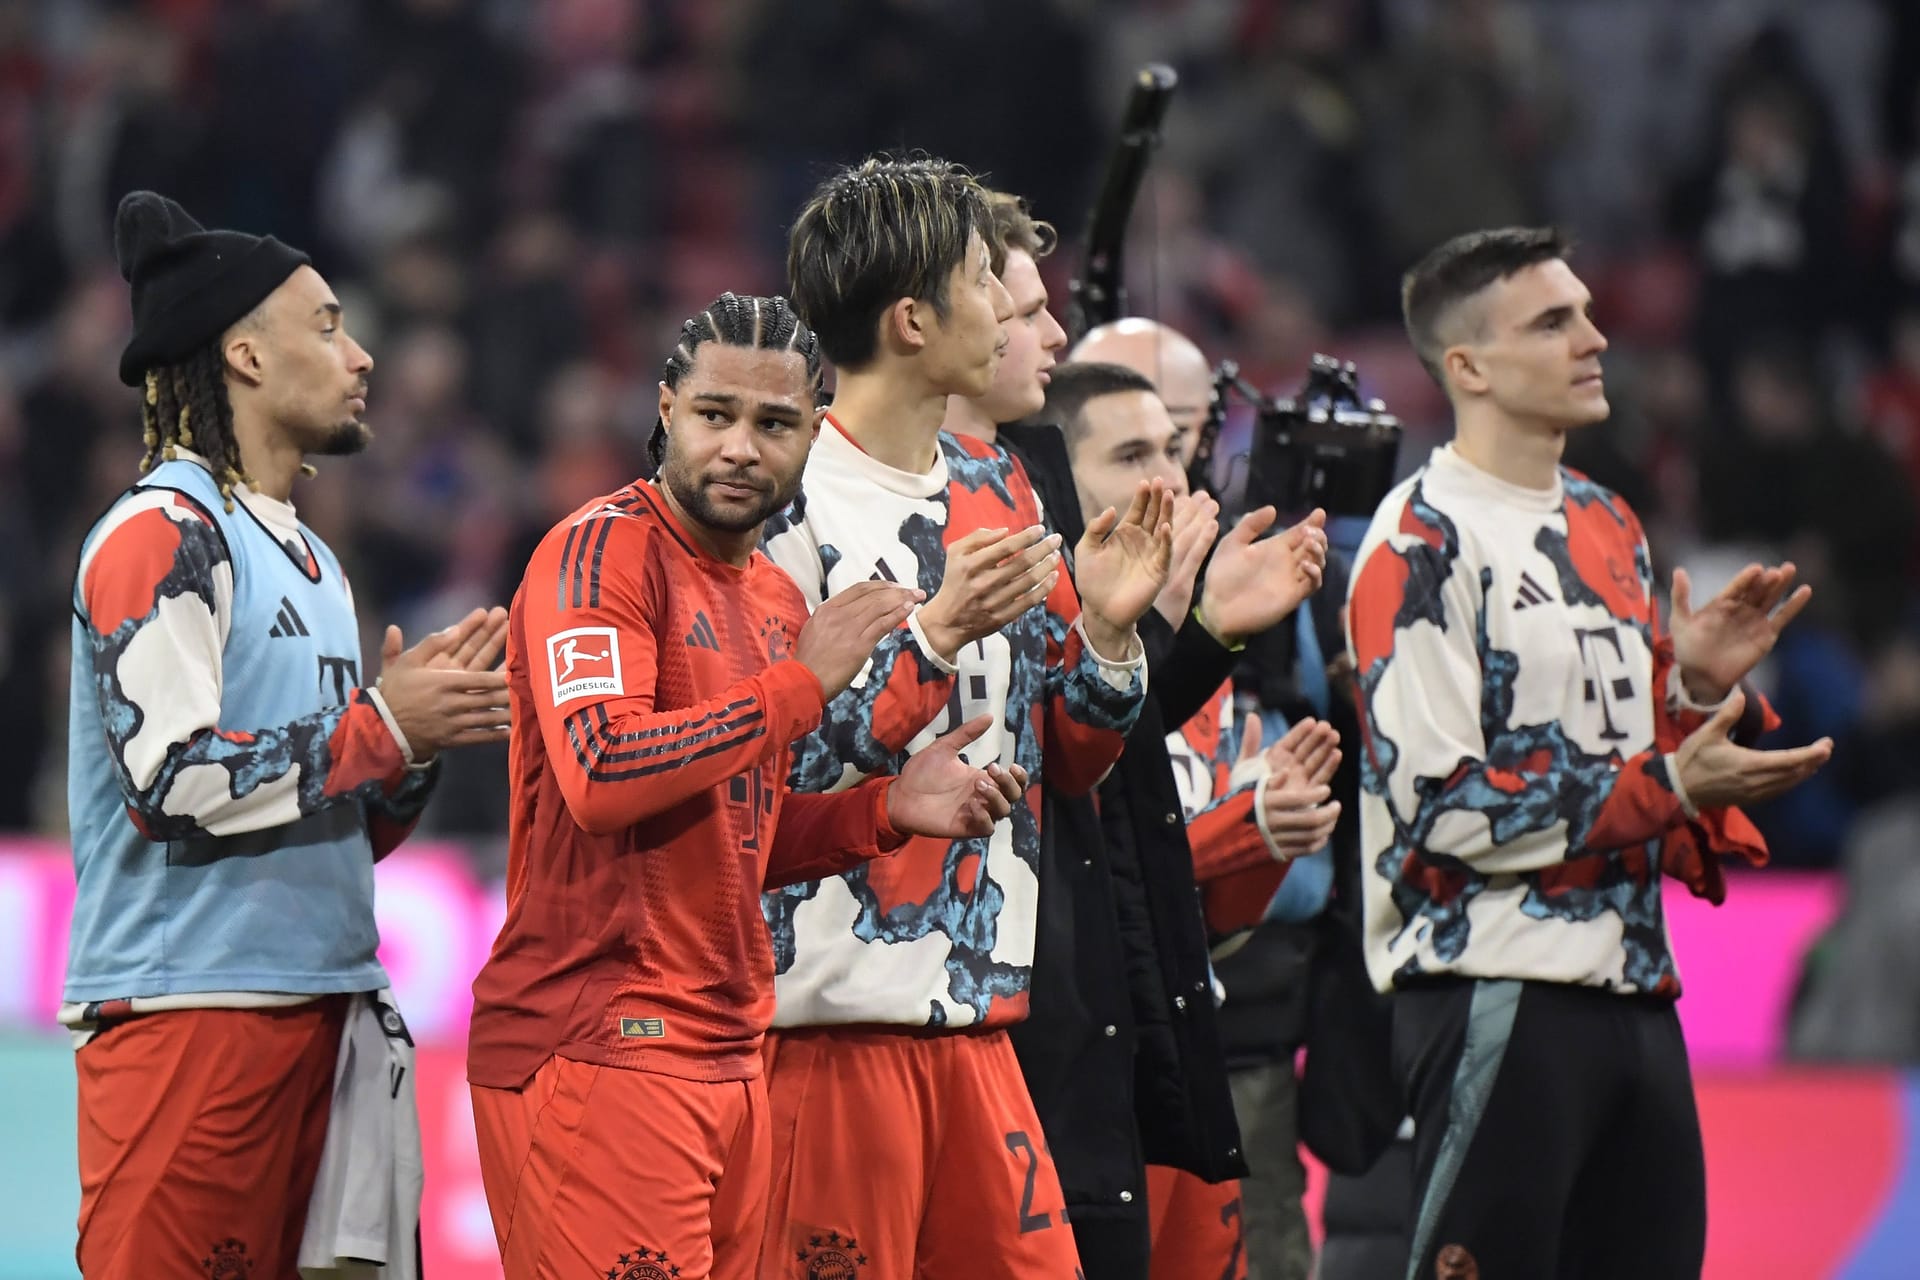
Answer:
[
  {"left": 1080, "top": 612, "right": 1139, "bottom": 663},
  {"left": 1677, "top": 667, "right": 1731, "bottom": 708},
  {"left": 364, "top": 685, "right": 427, "bottom": 766},
  {"left": 917, "top": 609, "right": 963, "bottom": 664},
  {"left": 875, "top": 777, "right": 910, "bottom": 849},
  {"left": 1192, "top": 594, "right": 1247, "bottom": 651},
  {"left": 1663, "top": 750, "right": 1702, "bottom": 818}
]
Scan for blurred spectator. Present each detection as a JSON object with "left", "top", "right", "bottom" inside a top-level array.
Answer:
[
  {"left": 18, "top": 273, "right": 125, "bottom": 546},
  {"left": 533, "top": 11, "right": 668, "bottom": 255},
  {"left": 351, "top": 324, "right": 515, "bottom": 616},
  {"left": 1201, "top": 0, "right": 1394, "bottom": 326},
  {"left": 0, "top": 1, "right": 67, "bottom": 338},
  {"left": 200, "top": 0, "right": 350, "bottom": 254},
  {"left": 468, "top": 210, "right": 592, "bottom": 452},
  {"left": 1668, "top": 23, "right": 1855, "bottom": 392},
  {"left": 737, "top": 0, "right": 1097, "bottom": 265},
  {"left": 1878, "top": 0, "right": 1920, "bottom": 161},
  {"left": 1787, "top": 797, "right": 1920, "bottom": 1062},
  {"left": 1747, "top": 604, "right": 1869, "bottom": 868},
  {"left": 1368, "top": 0, "right": 1570, "bottom": 274},
  {"left": 318, "top": 88, "right": 455, "bottom": 268},
  {"left": 351, "top": 0, "right": 524, "bottom": 253},
  {"left": 1837, "top": 629, "right": 1920, "bottom": 812},
  {"left": 1683, "top": 336, "right": 1909, "bottom": 864},
  {"left": 373, "top": 233, "right": 471, "bottom": 331},
  {"left": 1863, "top": 306, "right": 1920, "bottom": 564},
  {"left": 46, "top": 6, "right": 202, "bottom": 267},
  {"left": 1700, "top": 337, "right": 1913, "bottom": 646},
  {"left": 1121, "top": 167, "right": 1270, "bottom": 356},
  {"left": 0, "top": 368, "right": 47, "bottom": 827}
]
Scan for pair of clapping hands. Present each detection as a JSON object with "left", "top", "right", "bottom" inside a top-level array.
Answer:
[
  {"left": 372, "top": 603, "right": 1029, "bottom": 842},
  {"left": 1154, "top": 493, "right": 1332, "bottom": 647},
  {"left": 1228, "top": 715, "right": 1344, "bottom": 860},
  {"left": 1160, "top": 493, "right": 1341, "bottom": 860},
  {"left": 798, "top": 480, "right": 1192, "bottom": 842},
  {"left": 1209, "top": 560, "right": 1842, "bottom": 866},
  {"left": 854, "top": 483, "right": 1339, "bottom": 850}
]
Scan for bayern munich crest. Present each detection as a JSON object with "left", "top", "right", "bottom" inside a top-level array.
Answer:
[
  {"left": 796, "top": 1230, "right": 866, "bottom": 1279},
  {"left": 200, "top": 1238, "right": 253, "bottom": 1280},
  {"left": 604, "top": 1246, "right": 679, "bottom": 1280}
]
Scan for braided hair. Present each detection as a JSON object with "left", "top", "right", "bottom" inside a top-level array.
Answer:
[
  {"left": 648, "top": 292, "right": 823, "bottom": 471},
  {"left": 135, "top": 327, "right": 325, "bottom": 511},
  {"left": 137, "top": 339, "right": 260, "bottom": 512}
]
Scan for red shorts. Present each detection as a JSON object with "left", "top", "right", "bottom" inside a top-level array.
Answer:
[
  {"left": 1146, "top": 1165, "right": 1248, "bottom": 1280},
  {"left": 75, "top": 998, "right": 347, "bottom": 1280},
  {"left": 471, "top": 1054, "right": 770, "bottom": 1280},
  {"left": 757, "top": 1026, "right": 1082, "bottom": 1280}
]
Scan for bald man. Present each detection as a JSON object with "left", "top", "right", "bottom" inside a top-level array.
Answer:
[{"left": 1070, "top": 319, "right": 1213, "bottom": 467}]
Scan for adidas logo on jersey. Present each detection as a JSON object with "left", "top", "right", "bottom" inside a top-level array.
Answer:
[
  {"left": 267, "top": 598, "right": 309, "bottom": 638},
  {"left": 685, "top": 611, "right": 720, "bottom": 651},
  {"left": 568, "top": 501, "right": 633, "bottom": 527},
  {"left": 1513, "top": 572, "right": 1554, "bottom": 610}
]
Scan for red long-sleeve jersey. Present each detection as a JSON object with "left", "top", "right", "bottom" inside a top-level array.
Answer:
[{"left": 468, "top": 482, "right": 903, "bottom": 1089}]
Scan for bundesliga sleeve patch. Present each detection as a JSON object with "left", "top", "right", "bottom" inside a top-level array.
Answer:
[{"left": 546, "top": 626, "right": 624, "bottom": 706}]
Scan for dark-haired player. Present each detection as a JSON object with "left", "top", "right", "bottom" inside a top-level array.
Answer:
[
  {"left": 1350, "top": 227, "right": 1833, "bottom": 1278},
  {"left": 66, "top": 191, "right": 510, "bottom": 1279},
  {"left": 759, "top": 155, "right": 1174, "bottom": 1278},
  {"left": 468, "top": 293, "right": 1028, "bottom": 1280}
]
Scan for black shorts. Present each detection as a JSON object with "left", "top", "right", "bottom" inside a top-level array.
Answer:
[{"left": 1392, "top": 979, "right": 1706, "bottom": 1280}]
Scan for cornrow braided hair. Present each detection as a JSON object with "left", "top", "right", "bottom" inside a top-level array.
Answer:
[
  {"left": 648, "top": 292, "right": 822, "bottom": 470},
  {"left": 136, "top": 339, "right": 282, "bottom": 512}
]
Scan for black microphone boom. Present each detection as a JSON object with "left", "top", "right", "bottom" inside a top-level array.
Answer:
[{"left": 1067, "top": 63, "right": 1178, "bottom": 343}]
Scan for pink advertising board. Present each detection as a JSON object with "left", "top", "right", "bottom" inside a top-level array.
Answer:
[{"left": 0, "top": 838, "right": 1844, "bottom": 1064}]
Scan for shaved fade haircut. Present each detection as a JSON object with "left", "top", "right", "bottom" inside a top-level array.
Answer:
[
  {"left": 1401, "top": 227, "right": 1573, "bottom": 386},
  {"left": 1040, "top": 361, "right": 1160, "bottom": 454}
]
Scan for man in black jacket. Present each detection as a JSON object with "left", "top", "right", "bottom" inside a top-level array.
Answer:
[
  {"left": 1078, "top": 316, "right": 1404, "bottom": 1280},
  {"left": 939, "top": 189, "right": 1331, "bottom": 1280}
]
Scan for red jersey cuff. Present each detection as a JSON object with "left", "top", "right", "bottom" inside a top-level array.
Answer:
[
  {"left": 763, "top": 658, "right": 829, "bottom": 741},
  {"left": 870, "top": 777, "right": 908, "bottom": 851}
]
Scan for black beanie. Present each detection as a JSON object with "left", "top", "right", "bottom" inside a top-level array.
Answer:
[{"left": 113, "top": 191, "right": 312, "bottom": 387}]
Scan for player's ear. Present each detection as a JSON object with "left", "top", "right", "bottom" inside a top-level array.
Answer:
[
  {"left": 1444, "top": 344, "right": 1489, "bottom": 397},
  {"left": 886, "top": 296, "right": 926, "bottom": 355},
  {"left": 223, "top": 329, "right": 265, "bottom": 388},
  {"left": 657, "top": 379, "right": 674, "bottom": 431},
  {"left": 810, "top": 404, "right": 828, "bottom": 440}
]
